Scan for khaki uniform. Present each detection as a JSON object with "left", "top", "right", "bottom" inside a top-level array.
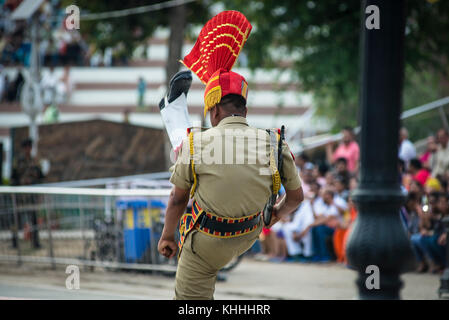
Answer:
[{"left": 169, "top": 116, "right": 301, "bottom": 299}]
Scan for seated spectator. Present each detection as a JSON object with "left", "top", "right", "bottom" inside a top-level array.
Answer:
[
  {"left": 408, "top": 158, "right": 430, "bottom": 187},
  {"left": 334, "top": 196, "right": 358, "bottom": 264},
  {"left": 421, "top": 193, "right": 448, "bottom": 272},
  {"left": 425, "top": 177, "right": 442, "bottom": 194},
  {"left": 333, "top": 157, "right": 351, "bottom": 186},
  {"left": 411, "top": 192, "right": 447, "bottom": 273},
  {"left": 282, "top": 181, "right": 322, "bottom": 260},
  {"left": 310, "top": 188, "right": 340, "bottom": 262},
  {"left": 313, "top": 162, "right": 329, "bottom": 188},
  {"left": 300, "top": 162, "right": 315, "bottom": 198},
  {"left": 295, "top": 153, "right": 310, "bottom": 174}
]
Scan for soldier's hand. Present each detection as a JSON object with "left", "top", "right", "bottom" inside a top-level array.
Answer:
[
  {"left": 266, "top": 207, "right": 280, "bottom": 228},
  {"left": 158, "top": 237, "right": 178, "bottom": 259}
]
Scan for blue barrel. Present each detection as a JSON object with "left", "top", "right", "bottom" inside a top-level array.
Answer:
[{"left": 116, "top": 199, "right": 166, "bottom": 263}]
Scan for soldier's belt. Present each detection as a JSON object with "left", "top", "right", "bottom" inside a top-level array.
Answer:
[
  {"left": 177, "top": 201, "right": 261, "bottom": 258},
  {"left": 193, "top": 201, "right": 261, "bottom": 238}
]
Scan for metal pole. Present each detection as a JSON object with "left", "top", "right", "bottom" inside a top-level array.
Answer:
[
  {"left": 44, "top": 195, "right": 55, "bottom": 269},
  {"left": 346, "top": 0, "right": 416, "bottom": 299},
  {"left": 78, "top": 195, "right": 87, "bottom": 261},
  {"left": 29, "top": 15, "right": 40, "bottom": 157},
  {"left": 11, "top": 194, "right": 21, "bottom": 265}
]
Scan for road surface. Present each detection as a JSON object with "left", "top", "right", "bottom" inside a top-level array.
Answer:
[{"left": 0, "top": 258, "right": 442, "bottom": 300}]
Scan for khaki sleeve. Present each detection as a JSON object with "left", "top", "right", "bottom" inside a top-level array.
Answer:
[
  {"left": 280, "top": 141, "right": 301, "bottom": 190},
  {"left": 169, "top": 138, "right": 193, "bottom": 190}
]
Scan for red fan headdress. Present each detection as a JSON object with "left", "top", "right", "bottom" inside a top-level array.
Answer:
[{"left": 181, "top": 10, "right": 252, "bottom": 117}]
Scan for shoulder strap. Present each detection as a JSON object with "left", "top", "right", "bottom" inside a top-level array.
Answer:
[
  {"left": 267, "top": 129, "right": 281, "bottom": 196},
  {"left": 188, "top": 130, "right": 198, "bottom": 198}
]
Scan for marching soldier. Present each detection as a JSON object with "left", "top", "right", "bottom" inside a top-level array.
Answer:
[{"left": 157, "top": 11, "right": 303, "bottom": 300}]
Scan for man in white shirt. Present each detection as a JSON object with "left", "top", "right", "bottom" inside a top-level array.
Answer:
[
  {"left": 282, "top": 195, "right": 317, "bottom": 259},
  {"left": 310, "top": 188, "right": 340, "bottom": 262},
  {"left": 398, "top": 127, "right": 416, "bottom": 165}
]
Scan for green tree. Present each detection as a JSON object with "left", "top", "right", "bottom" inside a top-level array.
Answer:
[
  {"left": 218, "top": 0, "right": 449, "bottom": 134},
  {"left": 64, "top": 0, "right": 209, "bottom": 84}
]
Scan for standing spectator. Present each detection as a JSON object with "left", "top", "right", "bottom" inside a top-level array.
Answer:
[
  {"left": 398, "top": 127, "right": 417, "bottom": 165},
  {"left": 137, "top": 76, "right": 146, "bottom": 110},
  {"left": 41, "top": 65, "right": 58, "bottom": 106},
  {"left": 11, "top": 139, "right": 44, "bottom": 249},
  {"left": 420, "top": 135, "right": 438, "bottom": 170},
  {"left": 430, "top": 129, "right": 449, "bottom": 180},
  {"left": 326, "top": 126, "right": 360, "bottom": 174}
]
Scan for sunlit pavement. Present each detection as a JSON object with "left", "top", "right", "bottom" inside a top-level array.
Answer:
[{"left": 0, "top": 258, "right": 441, "bottom": 300}]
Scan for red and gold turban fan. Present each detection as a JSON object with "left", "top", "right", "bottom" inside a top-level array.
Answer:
[{"left": 181, "top": 10, "right": 252, "bottom": 117}]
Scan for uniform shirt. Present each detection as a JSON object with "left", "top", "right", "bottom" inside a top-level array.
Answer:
[{"left": 170, "top": 116, "right": 301, "bottom": 218}]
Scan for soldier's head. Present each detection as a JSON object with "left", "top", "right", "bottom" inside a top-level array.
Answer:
[{"left": 210, "top": 94, "right": 247, "bottom": 127}]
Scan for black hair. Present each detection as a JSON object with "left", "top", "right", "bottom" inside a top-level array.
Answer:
[
  {"left": 318, "top": 162, "right": 329, "bottom": 175},
  {"left": 409, "top": 158, "right": 422, "bottom": 170},
  {"left": 342, "top": 126, "right": 354, "bottom": 134},
  {"left": 406, "top": 192, "right": 419, "bottom": 203},
  {"left": 21, "top": 138, "right": 32, "bottom": 148},
  {"left": 336, "top": 157, "right": 348, "bottom": 165},
  {"left": 298, "top": 153, "right": 310, "bottom": 162},
  {"left": 218, "top": 94, "right": 247, "bottom": 113}
]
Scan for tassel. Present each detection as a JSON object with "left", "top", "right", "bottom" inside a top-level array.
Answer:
[{"left": 204, "top": 85, "right": 222, "bottom": 117}]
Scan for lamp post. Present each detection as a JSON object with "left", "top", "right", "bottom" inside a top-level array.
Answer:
[{"left": 346, "top": 0, "right": 416, "bottom": 300}]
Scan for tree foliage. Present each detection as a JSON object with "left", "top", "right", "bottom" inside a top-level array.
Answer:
[
  {"left": 218, "top": 0, "right": 449, "bottom": 133},
  {"left": 64, "top": 0, "right": 209, "bottom": 57}
]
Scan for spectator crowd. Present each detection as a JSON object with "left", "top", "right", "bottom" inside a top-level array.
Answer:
[{"left": 256, "top": 126, "right": 449, "bottom": 275}]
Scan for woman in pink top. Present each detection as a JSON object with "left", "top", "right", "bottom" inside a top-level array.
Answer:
[
  {"left": 326, "top": 127, "right": 360, "bottom": 173},
  {"left": 419, "top": 135, "right": 437, "bottom": 170}
]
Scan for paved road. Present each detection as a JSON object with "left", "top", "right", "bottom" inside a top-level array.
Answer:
[{"left": 0, "top": 258, "right": 442, "bottom": 300}]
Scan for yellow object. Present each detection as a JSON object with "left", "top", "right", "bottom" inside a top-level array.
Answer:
[
  {"left": 125, "top": 209, "right": 134, "bottom": 229},
  {"left": 203, "top": 83, "right": 222, "bottom": 117},
  {"left": 189, "top": 131, "right": 198, "bottom": 198},
  {"left": 425, "top": 177, "right": 442, "bottom": 191}
]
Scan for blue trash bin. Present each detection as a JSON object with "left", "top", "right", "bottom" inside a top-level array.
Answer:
[{"left": 116, "top": 199, "right": 166, "bottom": 263}]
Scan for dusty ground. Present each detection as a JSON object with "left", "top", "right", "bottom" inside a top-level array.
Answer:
[{"left": 0, "top": 258, "right": 443, "bottom": 300}]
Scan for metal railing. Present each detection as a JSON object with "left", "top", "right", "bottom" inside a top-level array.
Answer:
[
  {"left": 0, "top": 186, "right": 177, "bottom": 273},
  {"left": 293, "top": 96, "right": 449, "bottom": 153}
]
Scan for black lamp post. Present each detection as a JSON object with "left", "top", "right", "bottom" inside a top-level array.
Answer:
[{"left": 346, "top": 0, "right": 416, "bottom": 300}]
